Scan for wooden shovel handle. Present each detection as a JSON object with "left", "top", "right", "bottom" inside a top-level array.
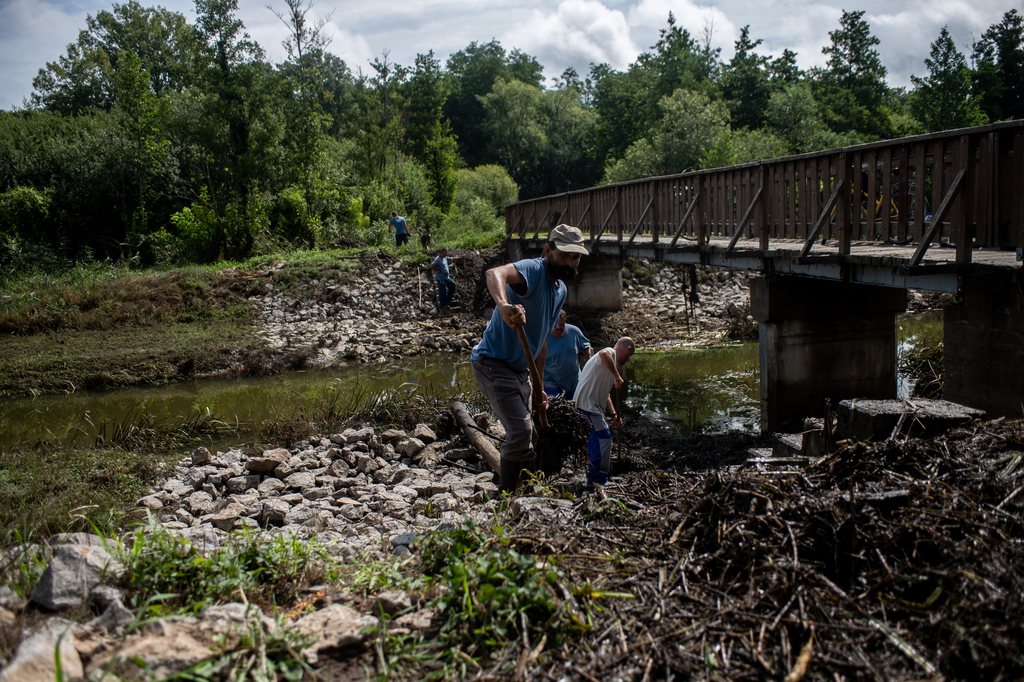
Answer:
[{"left": 516, "top": 325, "right": 550, "bottom": 430}]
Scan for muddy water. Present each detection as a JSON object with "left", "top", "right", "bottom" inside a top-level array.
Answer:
[{"left": 0, "top": 313, "right": 942, "bottom": 451}]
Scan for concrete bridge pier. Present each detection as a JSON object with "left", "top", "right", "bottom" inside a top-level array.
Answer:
[
  {"left": 944, "top": 269, "right": 1024, "bottom": 419},
  {"left": 751, "top": 277, "right": 908, "bottom": 433},
  {"left": 506, "top": 240, "right": 623, "bottom": 310}
]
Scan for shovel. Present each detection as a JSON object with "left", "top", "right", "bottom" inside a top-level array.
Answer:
[{"left": 516, "top": 325, "right": 550, "bottom": 430}]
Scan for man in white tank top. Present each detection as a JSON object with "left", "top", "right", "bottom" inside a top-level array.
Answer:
[{"left": 572, "top": 337, "right": 635, "bottom": 484}]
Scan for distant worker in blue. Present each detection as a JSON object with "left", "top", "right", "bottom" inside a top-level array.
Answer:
[
  {"left": 543, "top": 309, "right": 592, "bottom": 397},
  {"left": 389, "top": 211, "right": 410, "bottom": 247},
  {"left": 430, "top": 247, "right": 463, "bottom": 311}
]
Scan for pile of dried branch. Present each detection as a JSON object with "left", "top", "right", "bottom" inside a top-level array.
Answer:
[
  {"left": 535, "top": 394, "right": 591, "bottom": 475},
  {"left": 510, "top": 418, "right": 1024, "bottom": 680}
]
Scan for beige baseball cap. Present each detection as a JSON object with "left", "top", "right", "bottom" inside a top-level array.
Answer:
[{"left": 549, "top": 224, "right": 589, "bottom": 254}]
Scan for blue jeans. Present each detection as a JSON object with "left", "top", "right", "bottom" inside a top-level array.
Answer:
[
  {"left": 579, "top": 408, "right": 612, "bottom": 484},
  {"left": 436, "top": 278, "right": 456, "bottom": 308}
]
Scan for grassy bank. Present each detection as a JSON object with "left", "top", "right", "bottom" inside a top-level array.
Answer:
[{"left": 0, "top": 245, "right": 450, "bottom": 397}]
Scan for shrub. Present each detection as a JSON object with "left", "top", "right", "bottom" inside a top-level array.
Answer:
[
  {"left": 0, "top": 186, "right": 51, "bottom": 241},
  {"left": 455, "top": 165, "right": 519, "bottom": 215},
  {"left": 169, "top": 191, "right": 219, "bottom": 264}
]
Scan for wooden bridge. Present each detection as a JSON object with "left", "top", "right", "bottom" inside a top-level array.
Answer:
[{"left": 504, "top": 120, "right": 1024, "bottom": 430}]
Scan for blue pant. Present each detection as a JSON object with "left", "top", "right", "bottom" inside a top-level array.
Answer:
[
  {"left": 579, "top": 409, "right": 612, "bottom": 484},
  {"left": 436, "top": 278, "right": 456, "bottom": 308}
]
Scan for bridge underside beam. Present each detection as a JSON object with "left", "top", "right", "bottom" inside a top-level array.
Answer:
[
  {"left": 944, "top": 270, "right": 1024, "bottom": 419},
  {"left": 751, "top": 277, "right": 908, "bottom": 433}
]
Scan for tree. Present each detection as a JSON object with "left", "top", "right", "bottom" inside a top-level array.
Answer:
[
  {"left": 404, "top": 52, "right": 459, "bottom": 213},
  {"left": 32, "top": 1, "right": 200, "bottom": 114},
  {"left": 972, "top": 9, "right": 1024, "bottom": 121},
  {"left": 269, "top": 0, "right": 335, "bottom": 231},
  {"left": 603, "top": 89, "right": 730, "bottom": 184},
  {"left": 444, "top": 40, "right": 542, "bottom": 167},
  {"left": 590, "top": 13, "right": 721, "bottom": 167},
  {"left": 814, "top": 10, "right": 892, "bottom": 138},
  {"left": 910, "top": 26, "right": 986, "bottom": 132},
  {"left": 536, "top": 87, "right": 599, "bottom": 196},
  {"left": 722, "top": 26, "right": 771, "bottom": 130},
  {"left": 766, "top": 82, "right": 856, "bottom": 153},
  {"left": 110, "top": 49, "right": 170, "bottom": 236},
  {"left": 189, "top": 0, "right": 284, "bottom": 257},
  {"left": 478, "top": 78, "right": 546, "bottom": 189}
]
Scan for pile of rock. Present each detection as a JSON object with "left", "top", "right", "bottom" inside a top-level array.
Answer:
[
  {"left": 136, "top": 425, "right": 501, "bottom": 558},
  {"left": 248, "top": 257, "right": 755, "bottom": 367},
  {"left": 622, "top": 263, "right": 752, "bottom": 324},
  {"left": 0, "top": 418, "right": 584, "bottom": 681},
  {"left": 253, "top": 262, "right": 479, "bottom": 366}
]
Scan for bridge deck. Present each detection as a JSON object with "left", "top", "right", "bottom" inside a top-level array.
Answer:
[{"left": 512, "top": 233, "right": 1021, "bottom": 294}]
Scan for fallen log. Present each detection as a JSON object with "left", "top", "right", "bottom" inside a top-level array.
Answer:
[{"left": 451, "top": 402, "right": 501, "bottom": 475}]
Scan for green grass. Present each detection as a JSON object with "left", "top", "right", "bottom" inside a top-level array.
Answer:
[
  {"left": 120, "top": 521, "right": 336, "bottom": 615},
  {"left": 0, "top": 445, "right": 170, "bottom": 544}
]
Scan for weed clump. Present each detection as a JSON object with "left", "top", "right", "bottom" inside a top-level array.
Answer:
[{"left": 377, "top": 518, "right": 590, "bottom": 679}]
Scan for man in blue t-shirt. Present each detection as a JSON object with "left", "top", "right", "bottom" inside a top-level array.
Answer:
[
  {"left": 389, "top": 211, "right": 409, "bottom": 247},
  {"left": 543, "top": 310, "right": 591, "bottom": 397},
  {"left": 471, "top": 224, "right": 589, "bottom": 492},
  {"left": 430, "top": 247, "right": 460, "bottom": 310}
]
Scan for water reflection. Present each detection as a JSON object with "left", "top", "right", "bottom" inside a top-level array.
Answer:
[
  {"left": 625, "top": 346, "right": 760, "bottom": 434},
  {"left": 897, "top": 310, "right": 943, "bottom": 399}
]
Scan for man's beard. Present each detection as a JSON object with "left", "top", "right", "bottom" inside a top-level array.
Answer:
[{"left": 550, "top": 264, "right": 578, "bottom": 281}]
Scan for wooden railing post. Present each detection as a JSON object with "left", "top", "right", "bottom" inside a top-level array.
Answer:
[
  {"left": 614, "top": 185, "right": 622, "bottom": 242},
  {"left": 759, "top": 164, "right": 770, "bottom": 250},
  {"left": 837, "top": 152, "right": 851, "bottom": 255},
  {"left": 650, "top": 180, "right": 660, "bottom": 243},
  {"left": 955, "top": 134, "right": 972, "bottom": 264}
]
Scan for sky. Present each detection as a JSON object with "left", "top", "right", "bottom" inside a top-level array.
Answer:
[{"left": 0, "top": 0, "right": 1016, "bottom": 111}]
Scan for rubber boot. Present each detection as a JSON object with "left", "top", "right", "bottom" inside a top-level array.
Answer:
[{"left": 499, "top": 458, "right": 526, "bottom": 494}]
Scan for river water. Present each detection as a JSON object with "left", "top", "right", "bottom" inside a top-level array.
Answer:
[{"left": 0, "top": 312, "right": 942, "bottom": 451}]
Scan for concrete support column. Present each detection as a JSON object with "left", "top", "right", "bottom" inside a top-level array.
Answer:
[
  {"left": 505, "top": 239, "right": 623, "bottom": 311},
  {"left": 944, "top": 269, "right": 1024, "bottom": 418},
  {"left": 751, "top": 277, "right": 907, "bottom": 432},
  {"left": 565, "top": 254, "right": 622, "bottom": 310}
]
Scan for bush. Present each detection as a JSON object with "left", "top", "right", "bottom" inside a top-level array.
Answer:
[
  {"left": 435, "top": 197, "right": 506, "bottom": 250},
  {"left": 0, "top": 186, "right": 51, "bottom": 241},
  {"left": 456, "top": 165, "right": 519, "bottom": 215},
  {"left": 169, "top": 189, "right": 220, "bottom": 263},
  {"left": 271, "top": 185, "right": 320, "bottom": 248}
]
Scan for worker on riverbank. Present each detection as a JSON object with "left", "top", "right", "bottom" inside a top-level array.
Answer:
[
  {"left": 543, "top": 310, "right": 592, "bottom": 397},
  {"left": 471, "top": 224, "right": 589, "bottom": 492},
  {"left": 573, "top": 337, "right": 635, "bottom": 485},
  {"left": 389, "top": 211, "right": 410, "bottom": 247},
  {"left": 430, "top": 247, "right": 463, "bottom": 311}
]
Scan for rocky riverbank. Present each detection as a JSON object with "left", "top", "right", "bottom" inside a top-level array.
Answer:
[
  {"left": 234, "top": 247, "right": 942, "bottom": 371},
  {"left": 0, "top": 249, "right": 958, "bottom": 681}
]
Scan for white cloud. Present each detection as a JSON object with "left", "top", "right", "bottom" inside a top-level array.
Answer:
[
  {"left": 0, "top": 0, "right": 1016, "bottom": 108},
  {"left": 503, "top": 0, "right": 638, "bottom": 77},
  {"left": 0, "top": 0, "right": 86, "bottom": 109},
  {"left": 629, "top": 0, "right": 740, "bottom": 52}
]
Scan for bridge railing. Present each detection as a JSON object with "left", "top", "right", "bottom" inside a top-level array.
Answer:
[{"left": 505, "top": 119, "right": 1024, "bottom": 264}]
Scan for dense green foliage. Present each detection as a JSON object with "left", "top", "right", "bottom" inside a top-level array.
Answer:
[{"left": 2, "top": 3, "right": 1022, "bottom": 275}]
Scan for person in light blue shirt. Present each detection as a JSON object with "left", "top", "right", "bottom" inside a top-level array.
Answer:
[
  {"left": 471, "top": 224, "right": 589, "bottom": 492},
  {"left": 389, "top": 211, "right": 409, "bottom": 247},
  {"left": 543, "top": 309, "right": 591, "bottom": 397},
  {"left": 430, "top": 247, "right": 461, "bottom": 310}
]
